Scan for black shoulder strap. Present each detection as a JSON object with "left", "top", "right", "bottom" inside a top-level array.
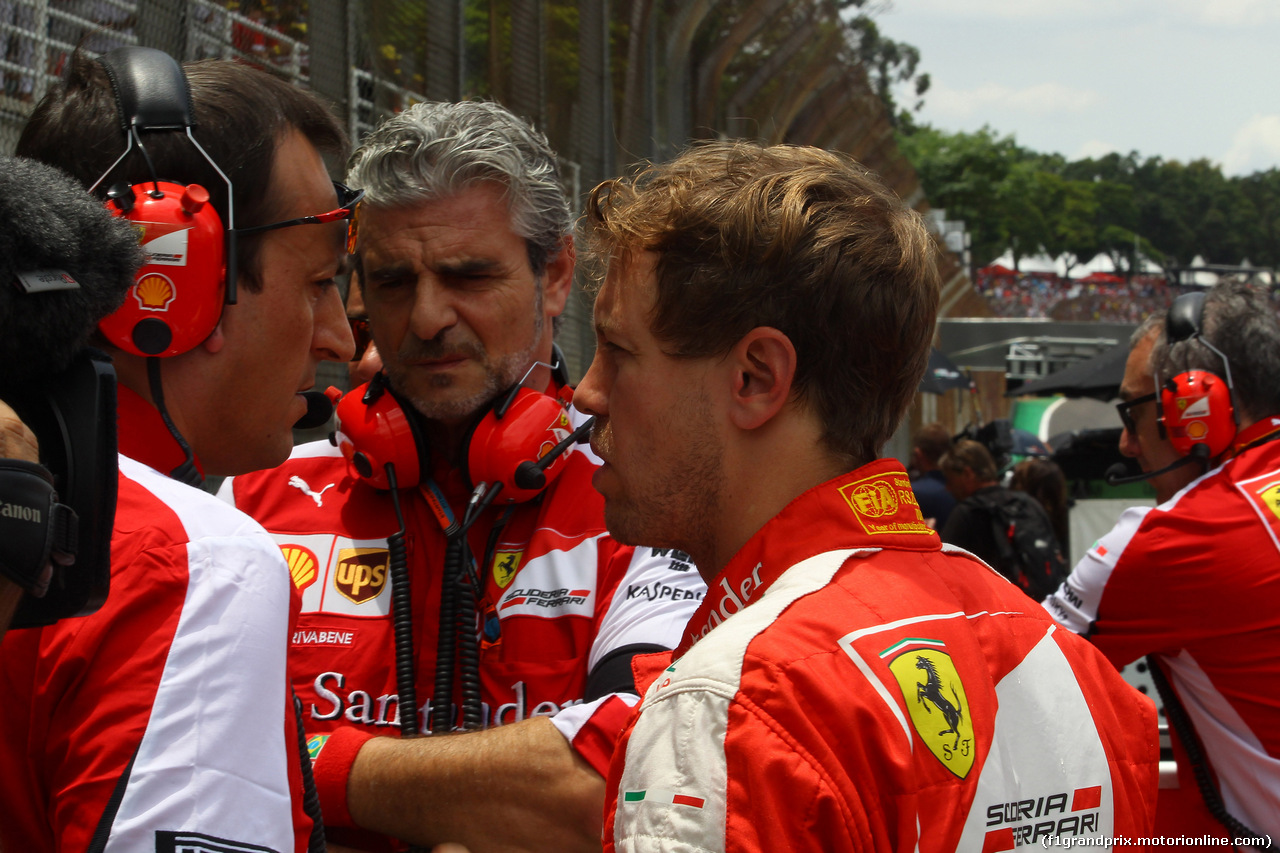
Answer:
[{"left": 965, "top": 490, "right": 1021, "bottom": 575}]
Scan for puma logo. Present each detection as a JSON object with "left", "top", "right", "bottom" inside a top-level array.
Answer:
[{"left": 289, "top": 475, "right": 335, "bottom": 507}]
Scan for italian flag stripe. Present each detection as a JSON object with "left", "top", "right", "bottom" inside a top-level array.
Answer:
[
  {"left": 878, "top": 636, "right": 946, "bottom": 658},
  {"left": 622, "top": 789, "right": 705, "bottom": 809}
]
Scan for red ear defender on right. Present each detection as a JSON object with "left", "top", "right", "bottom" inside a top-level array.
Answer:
[
  {"left": 467, "top": 388, "right": 576, "bottom": 504},
  {"left": 1160, "top": 369, "right": 1237, "bottom": 459},
  {"left": 97, "top": 181, "right": 226, "bottom": 358}
]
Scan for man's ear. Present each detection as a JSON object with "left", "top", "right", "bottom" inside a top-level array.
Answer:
[
  {"left": 542, "top": 235, "right": 575, "bottom": 318},
  {"left": 202, "top": 321, "right": 226, "bottom": 355},
  {"left": 727, "top": 327, "right": 796, "bottom": 431}
]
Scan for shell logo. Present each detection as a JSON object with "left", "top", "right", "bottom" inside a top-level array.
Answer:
[
  {"left": 281, "top": 545, "right": 320, "bottom": 591},
  {"left": 134, "top": 273, "right": 176, "bottom": 312}
]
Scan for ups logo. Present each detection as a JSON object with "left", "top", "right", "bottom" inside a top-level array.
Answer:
[{"left": 334, "top": 548, "right": 390, "bottom": 604}]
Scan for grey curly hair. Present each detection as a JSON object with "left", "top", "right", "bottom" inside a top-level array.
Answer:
[
  {"left": 346, "top": 100, "right": 572, "bottom": 276},
  {"left": 1152, "top": 281, "right": 1280, "bottom": 425}
]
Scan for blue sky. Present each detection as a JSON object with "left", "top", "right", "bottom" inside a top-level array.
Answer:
[{"left": 879, "top": 0, "right": 1280, "bottom": 176}]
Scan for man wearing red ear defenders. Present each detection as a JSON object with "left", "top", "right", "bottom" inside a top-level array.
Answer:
[
  {"left": 0, "top": 49, "right": 355, "bottom": 853},
  {"left": 1045, "top": 281, "right": 1280, "bottom": 839},
  {"left": 221, "top": 100, "right": 705, "bottom": 852}
]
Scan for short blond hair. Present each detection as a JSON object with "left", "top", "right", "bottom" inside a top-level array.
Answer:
[{"left": 583, "top": 141, "right": 940, "bottom": 464}]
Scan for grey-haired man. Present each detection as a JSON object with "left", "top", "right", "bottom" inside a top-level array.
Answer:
[{"left": 223, "top": 101, "right": 703, "bottom": 852}]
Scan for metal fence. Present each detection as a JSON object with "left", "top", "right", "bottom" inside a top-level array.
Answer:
[{"left": 0, "top": 0, "right": 954, "bottom": 387}]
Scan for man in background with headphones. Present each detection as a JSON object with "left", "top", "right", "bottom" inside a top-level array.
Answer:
[
  {"left": 0, "top": 48, "right": 354, "bottom": 853},
  {"left": 222, "top": 100, "right": 705, "bottom": 851},
  {"left": 1045, "top": 280, "right": 1280, "bottom": 840}
]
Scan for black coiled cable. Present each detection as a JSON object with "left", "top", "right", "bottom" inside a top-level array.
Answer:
[
  {"left": 385, "top": 466, "right": 421, "bottom": 738},
  {"left": 1146, "top": 655, "right": 1261, "bottom": 847},
  {"left": 292, "top": 691, "right": 326, "bottom": 852},
  {"left": 456, "top": 567, "right": 483, "bottom": 730},
  {"left": 430, "top": 536, "right": 462, "bottom": 734},
  {"left": 388, "top": 525, "right": 417, "bottom": 735}
]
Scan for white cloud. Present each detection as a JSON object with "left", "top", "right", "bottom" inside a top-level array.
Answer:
[
  {"left": 884, "top": 0, "right": 1122, "bottom": 22},
  {"left": 925, "top": 80, "right": 1101, "bottom": 123},
  {"left": 1165, "top": 0, "right": 1280, "bottom": 26},
  {"left": 1072, "top": 139, "right": 1120, "bottom": 161},
  {"left": 890, "top": 0, "right": 1280, "bottom": 26},
  {"left": 1222, "top": 115, "right": 1280, "bottom": 176}
]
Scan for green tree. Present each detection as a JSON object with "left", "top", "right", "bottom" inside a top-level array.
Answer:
[
  {"left": 1034, "top": 171, "right": 1099, "bottom": 276},
  {"left": 902, "top": 124, "right": 1280, "bottom": 276},
  {"left": 842, "top": 11, "right": 930, "bottom": 126},
  {"left": 896, "top": 125, "right": 1030, "bottom": 267}
]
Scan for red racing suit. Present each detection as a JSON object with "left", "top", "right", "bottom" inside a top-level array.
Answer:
[
  {"left": 0, "top": 386, "right": 317, "bottom": 853},
  {"left": 1044, "top": 426, "right": 1280, "bottom": 836},
  {"left": 221, "top": 421, "right": 706, "bottom": 843},
  {"left": 605, "top": 460, "right": 1159, "bottom": 853}
]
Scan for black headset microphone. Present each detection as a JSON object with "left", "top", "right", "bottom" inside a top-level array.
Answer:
[
  {"left": 294, "top": 389, "right": 337, "bottom": 430},
  {"left": 512, "top": 416, "right": 595, "bottom": 491},
  {"left": 1103, "top": 444, "right": 1211, "bottom": 486}
]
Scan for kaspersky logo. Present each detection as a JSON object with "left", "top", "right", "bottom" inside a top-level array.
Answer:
[
  {"left": 334, "top": 548, "right": 389, "bottom": 604},
  {"left": 882, "top": 637, "right": 974, "bottom": 778}
]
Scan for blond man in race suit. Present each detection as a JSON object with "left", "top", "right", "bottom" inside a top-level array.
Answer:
[{"left": 572, "top": 141, "right": 1159, "bottom": 852}]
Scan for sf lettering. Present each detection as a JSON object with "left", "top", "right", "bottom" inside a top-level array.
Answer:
[{"left": 942, "top": 737, "right": 972, "bottom": 762}]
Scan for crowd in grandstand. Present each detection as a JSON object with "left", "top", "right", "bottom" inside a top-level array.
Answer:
[{"left": 974, "top": 266, "right": 1277, "bottom": 321}]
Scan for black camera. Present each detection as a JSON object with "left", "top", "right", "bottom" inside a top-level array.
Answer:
[{"left": 0, "top": 350, "right": 116, "bottom": 628}]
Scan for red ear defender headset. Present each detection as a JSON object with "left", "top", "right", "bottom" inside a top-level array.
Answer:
[
  {"left": 1156, "top": 291, "right": 1238, "bottom": 460},
  {"left": 1105, "top": 291, "right": 1239, "bottom": 487},
  {"left": 465, "top": 384, "right": 581, "bottom": 503},
  {"left": 332, "top": 344, "right": 590, "bottom": 502},
  {"left": 90, "top": 46, "right": 236, "bottom": 359},
  {"left": 332, "top": 373, "right": 429, "bottom": 492},
  {"left": 330, "top": 349, "right": 592, "bottom": 737}
]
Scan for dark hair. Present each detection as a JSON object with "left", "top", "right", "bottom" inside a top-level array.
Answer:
[
  {"left": 939, "top": 439, "right": 998, "bottom": 483},
  {"left": 913, "top": 422, "right": 953, "bottom": 465},
  {"left": 16, "top": 52, "right": 347, "bottom": 293},
  {"left": 1010, "top": 458, "right": 1069, "bottom": 547},
  {"left": 583, "top": 141, "right": 940, "bottom": 465}
]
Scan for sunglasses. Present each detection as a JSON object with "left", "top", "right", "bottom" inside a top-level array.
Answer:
[
  {"left": 1115, "top": 392, "right": 1158, "bottom": 434},
  {"left": 235, "top": 181, "right": 363, "bottom": 254},
  {"left": 349, "top": 315, "right": 373, "bottom": 362}
]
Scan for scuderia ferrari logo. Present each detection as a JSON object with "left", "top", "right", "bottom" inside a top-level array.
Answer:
[
  {"left": 492, "top": 550, "right": 523, "bottom": 588},
  {"left": 883, "top": 638, "right": 975, "bottom": 778}
]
